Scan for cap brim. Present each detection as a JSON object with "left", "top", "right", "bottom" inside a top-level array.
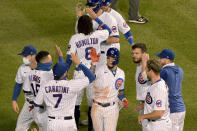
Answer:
[
  {"left": 156, "top": 53, "right": 163, "bottom": 58},
  {"left": 18, "top": 52, "right": 27, "bottom": 56}
]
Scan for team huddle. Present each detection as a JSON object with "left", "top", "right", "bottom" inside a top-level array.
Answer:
[{"left": 12, "top": 0, "right": 186, "bottom": 131}]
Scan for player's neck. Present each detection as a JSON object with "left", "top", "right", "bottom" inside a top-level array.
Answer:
[
  {"left": 151, "top": 75, "right": 160, "bottom": 85},
  {"left": 106, "top": 8, "right": 111, "bottom": 13}
]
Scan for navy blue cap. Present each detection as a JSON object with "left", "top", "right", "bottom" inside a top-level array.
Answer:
[
  {"left": 102, "top": 0, "right": 111, "bottom": 6},
  {"left": 86, "top": 0, "right": 101, "bottom": 6},
  {"left": 53, "top": 63, "right": 69, "bottom": 77},
  {"left": 18, "top": 45, "right": 37, "bottom": 56},
  {"left": 156, "top": 49, "right": 175, "bottom": 60}
]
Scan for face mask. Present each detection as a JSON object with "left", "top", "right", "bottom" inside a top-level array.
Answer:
[
  {"left": 37, "top": 62, "right": 52, "bottom": 71},
  {"left": 23, "top": 57, "right": 31, "bottom": 65}
]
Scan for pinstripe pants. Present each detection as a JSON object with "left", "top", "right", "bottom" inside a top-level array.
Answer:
[
  {"left": 91, "top": 102, "right": 119, "bottom": 131},
  {"left": 170, "top": 111, "right": 186, "bottom": 131}
]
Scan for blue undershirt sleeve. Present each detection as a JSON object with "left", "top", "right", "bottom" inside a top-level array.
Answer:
[
  {"left": 95, "top": 18, "right": 112, "bottom": 35},
  {"left": 12, "top": 82, "right": 23, "bottom": 101},
  {"left": 65, "top": 54, "right": 72, "bottom": 70},
  {"left": 59, "top": 56, "right": 64, "bottom": 63},
  {"left": 78, "top": 64, "right": 95, "bottom": 83},
  {"left": 124, "top": 31, "right": 134, "bottom": 45}
]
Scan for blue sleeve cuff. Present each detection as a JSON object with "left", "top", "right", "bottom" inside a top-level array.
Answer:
[
  {"left": 78, "top": 64, "right": 95, "bottom": 83},
  {"left": 124, "top": 31, "right": 134, "bottom": 45},
  {"left": 12, "top": 82, "right": 23, "bottom": 101},
  {"left": 112, "top": 35, "right": 120, "bottom": 38},
  {"left": 59, "top": 56, "right": 64, "bottom": 63},
  {"left": 118, "top": 94, "right": 126, "bottom": 101}
]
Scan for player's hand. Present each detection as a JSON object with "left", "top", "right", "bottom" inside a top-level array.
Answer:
[
  {"left": 134, "top": 104, "right": 143, "bottom": 112},
  {"left": 76, "top": 3, "right": 84, "bottom": 17},
  {"left": 70, "top": 53, "right": 81, "bottom": 66},
  {"left": 90, "top": 48, "right": 100, "bottom": 63},
  {"left": 141, "top": 53, "right": 149, "bottom": 66},
  {"left": 138, "top": 115, "right": 145, "bottom": 125},
  {"left": 12, "top": 101, "right": 19, "bottom": 114},
  {"left": 29, "top": 105, "right": 35, "bottom": 112},
  {"left": 86, "top": 8, "right": 97, "bottom": 19},
  {"left": 56, "top": 45, "right": 63, "bottom": 57},
  {"left": 122, "top": 99, "right": 129, "bottom": 109}
]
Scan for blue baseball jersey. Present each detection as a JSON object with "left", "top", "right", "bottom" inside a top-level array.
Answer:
[{"left": 160, "top": 63, "right": 186, "bottom": 113}]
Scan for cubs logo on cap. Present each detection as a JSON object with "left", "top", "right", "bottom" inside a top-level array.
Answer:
[
  {"left": 138, "top": 72, "right": 147, "bottom": 84},
  {"left": 146, "top": 92, "right": 153, "bottom": 104},
  {"left": 111, "top": 50, "right": 114, "bottom": 54},
  {"left": 156, "top": 100, "right": 162, "bottom": 107},
  {"left": 115, "top": 78, "right": 123, "bottom": 90},
  {"left": 111, "top": 26, "right": 117, "bottom": 33}
]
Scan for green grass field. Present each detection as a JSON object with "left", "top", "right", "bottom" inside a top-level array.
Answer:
[{"left": 0, "top": 0, "right": 197, "bottom": 130}]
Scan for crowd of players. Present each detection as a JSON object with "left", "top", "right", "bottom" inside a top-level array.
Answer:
[{"left": 11, "top": 0, "right": 186, "bottom": 131}]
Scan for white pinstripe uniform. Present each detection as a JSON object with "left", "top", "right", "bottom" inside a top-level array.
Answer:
[
  {"left": 91, "top": 65, "right": 125, "bottom": 131},
  {"left": 135, "top": 65, "right": 151, "bottom": 114},
  {"left": 143, "top": 79, "right": 172, "bottom": 131},
  {"left": 15, "top": 64, "right": 34, "bottom": 131},
  {"left": 34, "top": 77, "right": 90, "bottom": 131},
  {"left": 23, "top": 69, "right": 53, "bottom": 131},
  {"left": 67, "top": 30, "right": 109, "bottom": 106}
]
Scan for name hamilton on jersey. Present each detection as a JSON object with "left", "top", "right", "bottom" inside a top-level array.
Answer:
[
  {"left": 45, "top": 86, "right": 69, "bottom": 94},
  {"left": 76, "top": 38, "right": 98, "bottom": 48}
]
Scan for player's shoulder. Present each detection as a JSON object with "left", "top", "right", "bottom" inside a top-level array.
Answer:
[
  {"left": 18, "top": 64, "right": 31, "bottom": 71},
  {"left": 109, "top": 9, "right": 122, "bottom": 18},
  {"left": 70, "top": 33, "right": 83, "bottom": 41},
  {"left": 117, "top": 67, "right": 125, "bottom": 75},
  {"left": 101, "top": 11, "right": 116, "bottom": 21},
  {"left": 154, "top": 79, "right": 167, "bottom": 91}
]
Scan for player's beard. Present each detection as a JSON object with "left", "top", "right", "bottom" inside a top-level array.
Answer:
[{"left": 133, "top": 58, "right": 142, "bottom": 64}]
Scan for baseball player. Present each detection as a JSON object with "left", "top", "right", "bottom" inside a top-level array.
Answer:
[
  {"left": 157, "top": 49, "right": 186, "bottom": 131},
  {"left": 32, "top": 53, "right": 95, "bottom": 131},
  {"left": 12, "top": 45, "right": 37, "bottom": 131},
  {"left": 132, "top": 43, "right": 151, "bottom": 115},
  {"left": 23, "top": 51, "right": 54, "bottom": 131},
  {"left": 65, "top": 12, "right": 112, "bottom": 129},
  {"left": 75, "top": 1, "right": 121, "bottom": 129},
  {"left": 101, "top": 0, "right": 134, "bottom": 45},
  {"left": 90, "top": 47, "right": 129, "bottom": 131},
  {"left": 137, "top": 59, "right": 172, "bottom": 131}
]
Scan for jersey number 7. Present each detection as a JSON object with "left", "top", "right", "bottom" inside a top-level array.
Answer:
[{"left": 53, "top": 94, "right": 62, "bottom": 108}]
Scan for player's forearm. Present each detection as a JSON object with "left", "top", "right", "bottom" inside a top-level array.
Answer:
[
  {"left": 95, "top": 18, "right": 112, "bottom": 34},
  {"left": 141, "top": 110, "right": 164, "bottom": 120},
  {"left": 12, "top": 82, "right": 23, "bottom": 101},
  {"left": 65, "top": 54, "right": 72, "bottom": 70},
  {"left": 106, "top": 36, "right": 119, "bottom": 44},
  {"left": 59, "top": 56, "right": 64, "bottom": 63},
  {"left": 124, "top": 31, "right": 134, "bottom": 45},
  {"left": 78, "top": 64, "right": 96, "bottom": 83},
  {"left": 118, "top": 89, "right": 126, "bottom": 101}
]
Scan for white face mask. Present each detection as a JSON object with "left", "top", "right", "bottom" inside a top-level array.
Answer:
[{"left": 23, "top": 57, "right": 31, "bottom": 65}]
